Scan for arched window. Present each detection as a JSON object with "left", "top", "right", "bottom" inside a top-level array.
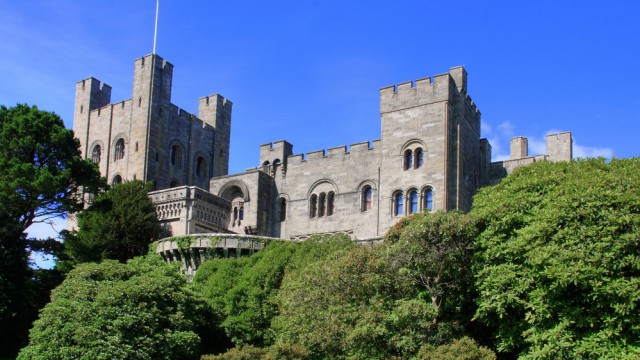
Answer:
[
  {"left": 169, "top": 180, "right": 179, "bottom": 188},
  {"left": 114, "top": 139, "right": 125, "bottom": 161},
  {"left": 262, "top": 160, "right": 270, "bottom": 173},
  {"left": 362, "top": 186, "right": 373, "bottom": 211},
  {"left": 239, "top": 206, "right": 244, "bottom": 221},
  {"left": 310, "top": 194, "right": 318, "bottom": 218},
  {"left": 112, "top": 175, "right": 123, "bottom": 185},
  {"left": 233, "top": 207, "right": 238, "bottom": 221},
  {"left": 272, "top": 159, "right": 281, "bottom": 177},
  {"left": 415, "top": 148, "right": 424, "bottom": 168},
  {"left": 394, "top": 192, "right": 403, "bottom": 216},
  {"left": 196, "top": 157, "right": 206, "bottom": 177},
  {"left": 318, "top": 193, "right": 326, "bottom": 217},
  {"left": 91, "top": 145, "right": 101, "bottom": 164},
  {"left": 279, "top": 198, "right": 287, "bottom": 222},
  {"left": 409, "top": 191, "right": 418, "bottom": 214},
  {"left": 423, "top": 188, "right": 434, "bottom": 211},
  {"left": 327, "top": 192, "right": 335, "bottom": 216},
  {"left": 170, "top": 145, "right": 183, "bottom": 169},
  {"left": 404, "top": 150, "right": 413, "bottom": 170}
]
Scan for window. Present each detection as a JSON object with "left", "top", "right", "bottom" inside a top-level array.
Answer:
[
  {"left": 196, "top": 157, "right": 206, "bottom": 177},
  {"left": 318, "top": 193, "right": 326, "bottom": 217},
  {"left": 362, "top": 186, "right": 373, "bottom": 211},
  {"left": 415, "top": 148, "right": 423, "bottom": 168},
  {"left": 91, "top": 145, "right": 101, "bottom": 164},
  {"left": 114, "top": 139, "right": 125, "bottom": 161},
  {"left": 394, "top": 192, "right": 403, "bottom": 216},
  {"left": 272, "top": 159, "right": 281, "bottom": 177},
  {"left": 327, "top": 192, "right": 335, "bottom": 216},
  {"left": 409, "top": 191, "right": 418, "bottom": 214},
  {"left": 404, "top": 150, "right": 413, "bottom": 170},
  {"left": 423, "top": 188, "right": 433, "bottom": 211},
  {"left": 170, "top": 145, "right": 183, "bottom": 169},
  {"left": 310, "top": 194, "right": 318, "bottom": 218},
  {"left": 262, "top": 160, "right": 270, "bottom": 173},
  {"left": 239, "top": 206, "right": 244, "bottom": 221},
  {"left": 112, "top": 175, "right": 122, "bottom": 184},
  {"left": 279, "top": 198, "right": 287, "bottom": 222},
  {"left": 233, "top": 207, "right": 238, "bottom": 221}
]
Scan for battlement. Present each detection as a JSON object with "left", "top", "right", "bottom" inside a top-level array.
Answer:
[
  {"left": 546, "top": 132, "right": 573, "bottom": 161},
  {"left": 380, "top": 67, "right": 469, "bottom": 114},
  {"left": 134, "top": 54, "right": 174, "bottom": 73},
  {"left": 76, "top": 77, "right": 112, "bottom": 112},
  {"left": 286, "top": 139, "right": 379, "bottom": 165}
]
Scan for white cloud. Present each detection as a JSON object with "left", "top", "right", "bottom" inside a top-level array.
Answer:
[
  {"left": 496, "top": 121, "right": 514, "bottom": 137},
  {"left": 574, "top": 143, "right": 614, "bottom": 159}
]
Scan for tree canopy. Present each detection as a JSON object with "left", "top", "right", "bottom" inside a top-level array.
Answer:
[
  {"left": 18, "top": 256, "right": 210, "bottom": 360},
  {"left": 0, "top": 103, "right": 102, "bottom": 357},
  {"left": 472, "top": 158, "right": 640, "bottom": 358},
  {"left": 63, "top": 180, "right": 162, "bottom": 264},
  {"left": 0, "top": 104, "right": 102, "bottom": 230}
]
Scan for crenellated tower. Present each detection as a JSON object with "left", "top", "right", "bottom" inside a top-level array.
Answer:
[{"left": 72, "top": 53, "right": 232, "bottom": 191}]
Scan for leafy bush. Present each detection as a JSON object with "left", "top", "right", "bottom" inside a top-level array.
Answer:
[
  {"left": 192, "top": 234, "right": 355, "bottom": 350},
  {"left": 472, "top": 159, "right": 640, "bottom": 358},
  {"left": 19, "top": 256, "right": 208, "bottom": 360},
  {"left": 417, "top": 337, "right": 496, "bottom": 360},
  {"left": 63, "top": 180, "right": 161, "bottom": 265}
]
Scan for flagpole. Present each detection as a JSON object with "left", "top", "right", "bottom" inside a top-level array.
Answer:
[{"left": 152, "top": 0, "right": 159, "bottom": 54}]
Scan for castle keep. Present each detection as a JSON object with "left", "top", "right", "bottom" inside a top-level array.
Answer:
[{"left": 72, "top": 54, "right": 572, "bottom": 240}]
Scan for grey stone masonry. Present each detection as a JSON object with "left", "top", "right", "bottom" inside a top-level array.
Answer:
[
  {"left": 72, "top": 53, "right": 231, "bottom": 192},
  {"left": 74, "top": 53, "right": 572, "bottom": 239}
]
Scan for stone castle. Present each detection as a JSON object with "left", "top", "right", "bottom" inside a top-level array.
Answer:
[{"left": 72, "top": 53, "right": 572, "bottom": 241}]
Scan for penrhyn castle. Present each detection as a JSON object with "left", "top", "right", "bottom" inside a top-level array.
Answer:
[{"left": 71, "top": 53, "right": 572, "bottom": 241}]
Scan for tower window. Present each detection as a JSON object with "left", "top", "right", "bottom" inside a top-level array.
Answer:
[
  {"left": 91, "top": 145, "right": 101, "bottom": 164},
  {"left": 272, "top": 159, "right": 281, "bottom": 177},
  {"left": 362, "top": 186, "right": 373, "bottom": 211},
  {"left": 279, "top": 198, "right": 287, "bottom": 222},
  {"left": 394, "top": 192, "right": 404, "bottom": 216},
  {"left": 114, "top": 139, "right": 125, "bottom": 161},
  {"left": 112, "top": 175, "right": 123, "bottom": 185},
  {"left": 423, "top": 188, "right": 433, "bottom": 211},
  {"left": 415, "top": 148, "right": 423, "bottom": 168},
  {"left": 310, "top": 194, "right": 318, "bottom": 218},
  {"left": 170, "top": 145, "right": 183, "bottom": 169},
  {"left": 404, "top": 150, "right": 413, "bottom": 170},
  {"left": 409, "top": 191, "right": 418, "bottom": 214},
  {"left": 327, "top": 192, "right": 335, "bottom": 216},
  {"left": 318, "top": 193, "right": 326, "bottom": 217},
  {"left": 196, "top": 157, "right": 206, "bottom": 177}
]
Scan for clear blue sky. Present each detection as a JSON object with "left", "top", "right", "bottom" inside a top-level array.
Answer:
[{"left": 1, "top": 1, "right": 638, "bottom": 257}]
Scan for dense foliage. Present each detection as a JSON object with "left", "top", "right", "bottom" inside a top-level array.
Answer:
[
  {"left": 193, "top": 223, "right": 484, "bottom": 359},
  {"left": 18, "top": 256, "right": 209, "bottom": 360},
  {"left": 63, "top": 180, "right": 162, "bottom": 264},
  {"left": 472, "top": 158, "right": 640, "bottom": 358},
  {"left": 192, "top": 235, "right": 354, "bottom": 349},
  {"left": 0, "top": 104, "right": 102, "bottom": 230},
  {"left": 0, "top": 104, "right": 102, "bottom": 357}
]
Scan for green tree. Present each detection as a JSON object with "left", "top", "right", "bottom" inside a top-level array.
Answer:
[
  {"left": 63, "top": 180, "right": 162, "bottom": 264},
  {"left": 384, "top": 211, "right": 479, "bottom": 327},
  {"left": 0, "top": 104, "right": 102, "bottom": 357},
  {"left": 0, "top": 104, "right": 102, "bottom": 231},
  {"left": 18, "top": 256, "right": 209, "bottom": 360},
  {"left": 271, "top": 238, "right": 438, "bottom": 359},
  {"left": 472, "top": 159, "right": 640, "bottom": 358},
  {"left": 0, "top": 212, "right": 32, "bottom": 356}
]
